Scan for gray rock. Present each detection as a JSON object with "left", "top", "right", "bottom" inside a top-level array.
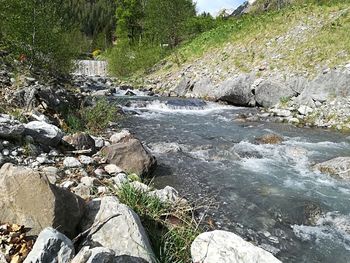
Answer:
[
  {"left": 92, "top": 89, "right": 111, "bottom": 97},
  {"left": 100, "top": 139, "right": 157, "bottom": 177},
  {"left": 215, "top": 74, "right": 255, "bottom": 106},
  {"left": 298, "top": 105, "right": 313, "bottom": 115},
  {"left": 191, "top": 230, "right": 282, "bottom": 263},
  {"left": 71, "top": 246, "right": 115, "bottom": 263},
  {"left": 149, "top": 186, "right": 181, "bottom": 204},
  {"left": 63, "top": 133, "right": 96, "bottom": 153},
  {"left": 298, "top": 70, "right": 350, "bottom": 105},
  {"left": 81, "top": 176, "right": 97, "bottom": 187},
  {"left": 0, "top": 163, "right": 84, "bottom": 238},
  {"left": 73, "top": 184, "right": 91, "bottom": 199},
  {"left": 24, "top": 121, "right": 64, "bottom": 147},
  {"left": 0, "top": 114, "right": 25, "bottom": 139},
  {"left": 79, "top": 196, "right": 155, "bottom": 262},
  {"left": 191, "top": 77, "right": 215, "bottom": 99},
  {"left": 104, "top": 164, "right": 123, "bottom": 175},
  {"left": 24, "top": 228, "right": 74, "bottom": 263},
  {"left": 172, "top": 78, "right": 192, "bottom": 97},
  {"left": 255, "top": 80, "right": 297, "bottom": 107},
  {"left": 64, "top": 157, "right": 82, "bottom": 168},
  {"left": 314, "top": 157, "right": 350, "bottom": 180},
  {"left": 111, "top": 173, "right": 128, "bottom": 188},
  {"left": 109, "top": 130, "right": 133, "bottom": 144},
  {"left": 0, "top": 253, "right": 6, "bottom": 263},
  {"left": 79, "top": 155, "right": 94, "bottom": 165}
]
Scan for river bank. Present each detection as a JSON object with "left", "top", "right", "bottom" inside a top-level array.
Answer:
[
  {"left": 1, "top": 59, "right": 350, "bottom": 262},
  {"left": 0, "top": 65, "right": 286, "bottom": 263}
]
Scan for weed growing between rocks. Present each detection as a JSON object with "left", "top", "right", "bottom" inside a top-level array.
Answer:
[
  {"left": 116, "top": 183, "right": 201, "bottom": 263},
  {"left": 64, "top": 98, "right": 121, "bottom": 134}
]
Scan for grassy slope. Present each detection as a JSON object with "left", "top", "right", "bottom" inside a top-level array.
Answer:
[{"left": 148, "top": 1, "right": 350, "bottom": 87}]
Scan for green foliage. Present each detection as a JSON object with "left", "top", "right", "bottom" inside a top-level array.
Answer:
[
  {"left": 157, "top": 0, "right": 350, "bottom": 75},
  {"left": 117, "top": 183, "right": 201, "bottom": 263},
  {"left": 108, "top": 0, "right": 217, "bottom": 77},
  {"left": 62, "top": 0, "right": 116, "bottom": 51},
  {"left": 115, "top": 0, "right": 145, "bottom": 42},
  {"left": 0, "top": 0, "right": 80, "bottom": 75},
  {"left": 65, "top": 98, "right": 120, "bottom": 133},
  {"left": 82, "top": 98, "right": 120, "bottom": 132},
  {"left": 144, "top": 0, "right": 196, "bottom": 47},
  {"left": 107, "top": 40, "right": 167, "bottom": 77}
]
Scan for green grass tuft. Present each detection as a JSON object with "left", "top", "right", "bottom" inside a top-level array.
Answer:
[{"left": 116, "top": 183, "right": 201, "bottom": 263}]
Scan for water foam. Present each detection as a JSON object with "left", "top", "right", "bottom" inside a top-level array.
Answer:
[{"left": 293, "top": 212, "right": 350, "bottom": 250}]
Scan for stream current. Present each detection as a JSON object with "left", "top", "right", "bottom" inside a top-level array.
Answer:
[{"left": 115, "top": 95, "right": 350, "bottom": 263}]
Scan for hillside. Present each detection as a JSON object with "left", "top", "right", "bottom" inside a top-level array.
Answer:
[{"left": 146, "top": 1, "right": 349, "bottom": 95}]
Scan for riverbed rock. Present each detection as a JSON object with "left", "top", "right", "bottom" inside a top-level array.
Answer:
[
  {"left": 100, "top": 139, "right": 157, "bottom": 177},
  {"left": 63, "top": 157, "right": 82, "bottom": 168},
  {"left": 172, "top": 77, "right": 192, "bottom": 97},
  {"left": 23, "top": 228, "right": 75, "bottom": 263},
  {"left": 314, "top": 157, "right": 350, "bottom": 180},
  {"left": 104, "top": 164, "right": 124, "bottom": 175},
  {"left": 256, "top": 134, "right": 284, "bottom": 144},
  {"left": 79, "top": 196, "right": 155, "bottom": 262},
  {"left": 191, "top": 77, "right": 215, "bottom": 98},
  {"left": 109, "top": 129, "right": 133, "bottom": 144},
  {"left": 63, "top": 132, "right": 96, "bottom": 153},
  {"left": 24, "top": 121, "right": 64, "bottom": 147},
  {"left": 255, "top": 80, "right": 297, "bottom": 108},
  {"left": 298, "top": 70, "right": 350, "bottom": 105},
  {"left": 149, "top": 186, "right": 182, "bottom": 204},
  {"left": 191, "top": 230, "right": 282, "bottom": 263},
  {"left": 0, "top": 114, "right": 25, "bottom": 139},
  {"left": 0, "top": 163, "right": 85, "bottom": 238},
  {"left": 215, "top": 74, "right": 255, "bottom": 106},
  {"left": 71, "top": 246, "right": 115, "bottom": 263}
]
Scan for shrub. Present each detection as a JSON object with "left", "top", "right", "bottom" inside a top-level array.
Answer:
[
  {"left": 64, "top": 98, "right": 121, "bottom": 133},
  {"left": 107, "top": 40, "right": 167, "bottom": 77}
]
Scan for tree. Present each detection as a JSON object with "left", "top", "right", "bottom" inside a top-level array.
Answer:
[
  {"left": 0, "top": 0, "right": 79, "bottom": 74},
  {"left": 115, "top": 0, "right": 145, "bottom": 42},
  {"left": 144, "top": 0, "right": 196, "bottom": 47}
]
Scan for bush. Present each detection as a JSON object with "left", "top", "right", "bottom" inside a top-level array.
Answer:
[
  {"left": 64, "top": 98, "right": 121, "bottom": 133},
  {"left": 107, "top": 40, "right": 167, "bottom": 77}
]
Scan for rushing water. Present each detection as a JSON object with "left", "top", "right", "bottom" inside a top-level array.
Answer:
[{"left": 115, "top": 95, "right": 350, "bottom": 263}]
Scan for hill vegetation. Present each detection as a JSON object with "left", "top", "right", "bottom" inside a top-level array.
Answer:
[{"left": 143, "top": 0, "right": 349, "bottom": 88}]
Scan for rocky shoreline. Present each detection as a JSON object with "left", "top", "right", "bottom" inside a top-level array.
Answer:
[
  {"left": 0, "top": 66, "right": 285, "bottom": 262},
  {"left": 148, "top": 64, "right": 350, "bottom": 131}
]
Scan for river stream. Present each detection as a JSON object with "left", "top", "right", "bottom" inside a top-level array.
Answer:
[{"left": 114, "top": 95, "right": 350, "bottom": 263}]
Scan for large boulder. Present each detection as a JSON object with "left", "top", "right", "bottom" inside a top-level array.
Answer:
[
  {"left": 24, "top": 121, "right": 64, "bottom": 147},
  {"left": 191, "top": 77, "right": 216, "bottom": 99},
  {"left": 0, "top": 164, "right": 85, "bottom": 238},
  {"left": 79, "top": 196, "right": 155, "bottom": 263},
  {"left": 255, "top": 80, "right": 297, "bottom": 107},
  {"left": 172, "top": 78, "right": 192, "bottom": 97},
  {"left": 215, "top": 74, "right": 255, "bottom": 106},
  {"left": 314, "top": 157, "right": 350, "bottom": 180},
  {"left": 63, "top": 132, "right": 96, "bottom": 153},
  {"left": 297, "top": 70, "right": 350, "bottom": 106},
  {"left": 0, "top": 114, "right": 25, "bottom": 139},
  {"left": 191, "top": 230, "right": 282, "bottom": 263},
  {"left": 100, "top": 139, "right": 156, "bottom": 177},
  {"left": 24, "top": 228, "right": 75, "bottom": 263}
]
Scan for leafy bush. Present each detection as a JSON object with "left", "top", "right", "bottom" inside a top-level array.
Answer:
[
  {"left": 64, "top": 98, "right": 121, "bottom": 133},
  {"left": 107, "top": 40, "right": 167, "bottom": 77}
]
